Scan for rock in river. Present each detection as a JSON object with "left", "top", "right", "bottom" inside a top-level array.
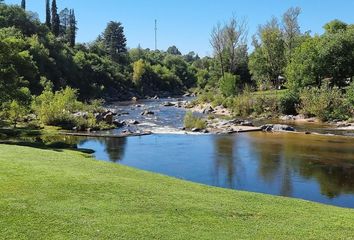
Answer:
[
  {"left": 261, "top": 124, "right": 295, "bottom": 132},
  {"left": 163, "top": 102, "right": 175, "bottom": 107},
  {"left": 141, "top": 110, "right": 155, "bottom": 116}
]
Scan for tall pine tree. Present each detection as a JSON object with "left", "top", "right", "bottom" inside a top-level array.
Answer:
[
  {"left": 51, "top": 0, "right": 60, "bottom": 36},
  {"left": 68, "top": 9, "right": 77, "bottom": 47},
  {"left": 45, "top": 0, "right": 51, "bottom": 28},
  {"left": 21, "top": 0, "right": 26, "bottom": 9},
  {"left": 102, "top": 21, "right": 127, "bottom": 62}
]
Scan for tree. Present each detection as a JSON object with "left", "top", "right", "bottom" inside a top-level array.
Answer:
[
  {"left": 167, "top": 45, "right": 181, "bottom": 55},
  {"left": 8, "top": 100, "right": 27, "bottom": 128},
  {"left": 249, "top": 18, "right": 285, "bottom": 89},
  {"left": 67, "top": 9, "right": 77, "bottom": 47},
  {"left": 210, "top": 17, "right": 248, "bottom": 81},
  {"left": 102, "top": 21, "right": 127, "bottom": 62},
  {"left": 285, "top": 36, "right": 322, "bottom": 89},
  {"left": 0, "top": 27, "right": 37, "bottom": 103},
  {"left": 324, "top": 19, "right": 347, "bottom": 34},
  {"left": 286, "top": 24, "right": 354, "bottom": 89},
  {"left": 45, "top": 0, "right": 51, "bottom": 28},
  {"left": 211, "top": 23, "right": 226, "bottom": 77},
  {"left": 51, "top": 0, "right": 60, "bottom": 36},
  {"left": 132, "top": 59, "right": 146, "bottom": 86},
  {"left": 282, "top": 7, "right": 301, "bottom": 61},
  {"left": 223, "top": 17, "right": 248, "bottom": 75},
  {"left": 21, "top": 0, "right": 25, "bottom": 10},
  {"left": 59, "top": 8, "right": 69, "bottom": 36}
]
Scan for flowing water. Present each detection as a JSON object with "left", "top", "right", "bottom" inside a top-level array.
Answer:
[{"left": 75, "top": 98, "right": 354, "bottom": 208}]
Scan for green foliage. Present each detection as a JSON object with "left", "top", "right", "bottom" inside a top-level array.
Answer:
[
  {"left": 21, "top": 0, "right": 25, "bottom": 10},
  {"left": 45, "top": 0, "right": 51, "bottom": 28},
  {"left": 4, "top": 100, "right": 28, "bottom": 128},
  {"left": 249, "top": 18, "right": 286, "bottom": 89},
  {"left": 279, "top": 90, "right": 300, "bottom": 115},
  {"left": 51, "top": 0, "right": 60, "bottom": 36},
  {"left": 346, "top": 81, "right": 354, "bottom": 106},
  {"left": 219, "top": 73, "right": 239, "bottom": 97},
  {"left": 164, "top": 54, "right": 196, "bottom": 88},
  {"left": 184, "top": 111, "right": 207, "bottom": 130},
  {"left": 285, "top": 36, "right": 321, "bottom": 90},
  {"left": 298, "top": 82, "right": 349, "bottom": 121},
  {"left": 132, "top": 59, "right": 145, "bottom": 86},
  {"left": 166, "top": 45, "right": 181, "bottom": 55},
  {"left": 196, "top": 69, "right": 210, "bottom": 89},
  {"left": 32, "top": 87, "right": 81, "bottom": 128},
  {"left": 324, "top": 19, "right": 347, "bottom": 34},
  {"left": 286, "top": 24, "right": 354, "bottom": 90},
  {"left": 102, "top": 21, "right": 127, "bottom": 63}
]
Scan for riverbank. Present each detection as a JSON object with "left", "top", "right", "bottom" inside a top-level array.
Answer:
[
  {"left": 1, "top": 144, "right": 354, "bottom": 239},
  {"left": 188, "top": 102, "right": 354, "bottom": 134}
]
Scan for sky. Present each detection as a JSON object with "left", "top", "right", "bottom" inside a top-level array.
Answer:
[{"left": 5, "top": 0, "right": 354, "bottom": 56}]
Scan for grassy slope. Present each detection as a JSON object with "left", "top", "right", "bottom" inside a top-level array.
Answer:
[{"left": 0, "top": 144, "right": 353, "bottom": 240}]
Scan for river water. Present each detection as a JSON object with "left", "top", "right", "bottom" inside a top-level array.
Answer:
[{"left": 76, "top": 98, "right": 354, "bottom": 208}]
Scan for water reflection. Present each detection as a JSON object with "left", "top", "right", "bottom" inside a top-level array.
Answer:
[
  {"left": 77, "top": 133, "right": 354, "bottom": 208},
  {"left": 214, "top": 136, "right": 236, "bottom": 188},
  {"left": 79, "top": 137, "right": 127, "bottom": 162}
]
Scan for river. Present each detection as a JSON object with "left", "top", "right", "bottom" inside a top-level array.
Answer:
[{"left": 75, "top": 98, "right": 354, "bottom": 208}]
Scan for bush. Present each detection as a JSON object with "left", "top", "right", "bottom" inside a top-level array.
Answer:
[
  {"left": 32, "top": 87, "right": 109, "bottom": 130},
  {"left": 2, "top": 100, "right": 28, "bottom": 128},
  {"left": 232, "top": 94, "right": 253, "bottom": 117},
  {"left": 219, "top": 73, "right": 240, "bottom": 97},
  {"left": 196, "top": 90, "right": 216, "bottom": 104},
  {"left": 346, "top": 81, "right": 354, "bottom": 106},
  {"left": 184, "top": 111, "right": 207, "bottom": 130},
  {"left": 298, "top": 82, "right": 349, "bottom": 121},
  {"left": 211, "top": 94, "right": 225, "bottom": 107},
  {"left": 32, "top": 87, "right": 82, "bottom": 128},
  {"left": 279, "top": 90, "right": 300, "bottom": 115}
]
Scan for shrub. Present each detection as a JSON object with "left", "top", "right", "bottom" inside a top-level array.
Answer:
[
  {"left": 184, "top": 111, "right": 207, "bottom": 130},
  {"left": 346, "top": 81, "right": 354, "bottom": 106},
  {"left": 6, "top": 100, "right": 28, "bottom": 128},
  {"left": 279, "top": 90, "right": 300, "bottom": 115},
  {"left": 211, "top": 94, "right": 225, "bottom": 107},
  {"left": 219, "top": 73, "right": 240, "bottom": 97},
  {"left": 197, "top": 90, "right": 216, "bottom": 104},
  {"left": 32, "top": 87, "right": 82, "bottom": 128},
  {"left": 232, "top": 94, "right": 253, "bottom": 117},
  {"left": 298, "top": 82, "right": 349, "bottom": 121}
]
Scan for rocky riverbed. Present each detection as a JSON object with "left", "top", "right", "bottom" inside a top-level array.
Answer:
[{"left": 68, "top": 96, "right": 354, "bottom": 137}]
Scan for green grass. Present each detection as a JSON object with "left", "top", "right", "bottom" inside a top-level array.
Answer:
[{"left": 1, "top": 144, "right": 354, "bottom": 239}]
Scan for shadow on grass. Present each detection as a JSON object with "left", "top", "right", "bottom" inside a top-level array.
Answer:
[{"left": 0, "top": 127, "right": 94, "bottom": 155}]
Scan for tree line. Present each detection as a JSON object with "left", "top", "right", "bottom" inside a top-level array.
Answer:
[
  {"left": 196, "top": 7, "right": 354, "bottom": 121},
  {"left": 0, "top": 0, "right": 201, "bottom": 128}
]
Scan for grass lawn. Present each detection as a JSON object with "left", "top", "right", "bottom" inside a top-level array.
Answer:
[{"left": 1, "top": 144, "right": 354, "bottom": 239}]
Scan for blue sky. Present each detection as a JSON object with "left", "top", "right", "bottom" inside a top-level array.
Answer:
[{"left": 5, "top": 0, "right": 354, "bottom": 56}]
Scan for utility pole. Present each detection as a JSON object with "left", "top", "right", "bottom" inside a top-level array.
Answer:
[{"left": 154, "top": 19, "right": 157, "bottom": 51}]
